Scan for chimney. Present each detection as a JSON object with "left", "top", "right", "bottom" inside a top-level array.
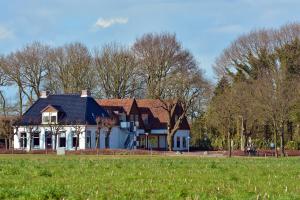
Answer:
[
  {"left": 81, "top": 89, "right": 91, "bottom": 97},
  {"left": 40, "top": 91, "right": 50, "bottom": 98}
]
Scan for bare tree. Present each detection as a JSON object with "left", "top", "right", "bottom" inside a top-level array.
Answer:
[
  {"left": 158, "top": 63, "right": 210, "bottom": 151},
  {"left": 47, "top": 121, "right": 65, "bottom": 150},
  {"left": 133, "top": 33, "right": 192, "bottom": 98},
  {"left": 95, "top": 116, "right": 115, "bottom": 149},
  {"left": 24, "top": 119, "right": 40, "bottom": 151},
  {"left": 49, "top": 43, "right": 95, "bottom": 94},
  {"left": 94, "top": 43, "right": 141, "bottom": 98}
]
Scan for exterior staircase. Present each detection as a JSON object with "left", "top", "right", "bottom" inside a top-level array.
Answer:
[{"left": 124, "top": 132, "right": 135, "bottom": 149}]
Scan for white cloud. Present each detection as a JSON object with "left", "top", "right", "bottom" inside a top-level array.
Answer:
[
  {"left": 0, "top": 26, "right": 13, "bottom": 40},
  {"left": 94, "top": 17, "right": 128, "bottom": 29}
]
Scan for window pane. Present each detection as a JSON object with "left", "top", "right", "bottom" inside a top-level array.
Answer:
[
  {"left": 72, "top": 137, "right": 78, "bottom": 148},
  {"left": 43, "top": 116, "right": 49, "bottom": 123},
  {"left": 51, "top": 116, "right": 57, "bottom": 123},
  {"left": 130, "top": 114, "right": 134, "bottom": 121},
  {"left": 59, "top": 137, "right": 66, "bottom": 147},
  {"left": 149, "top": 136, "right": 158, "bottom": 148},
  {"left": 142, "top": 114, "right": 148, "bottom": 125},
  {"left": 33, "top": 138, "right": 39, "bottom": 146},
  {"left": 177, "top": 137, "right": 180, "bottom": 148},
  {"left": 183, "top": 137, "right": 186, "bottom": 148}
]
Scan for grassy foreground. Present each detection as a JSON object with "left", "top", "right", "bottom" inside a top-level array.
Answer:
[{"left": 0, "top": 155, "right": 299, "bottom": 200}]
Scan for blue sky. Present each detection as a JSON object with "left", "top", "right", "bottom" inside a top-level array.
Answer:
[{"left": 1, "top": 0, "right": 300, "bottom": 83}]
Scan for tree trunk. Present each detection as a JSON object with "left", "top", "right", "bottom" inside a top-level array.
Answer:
[
  {"left": 95, "top": 131, "right": 100, "bottom": 149},
  {"left": 240, "top": 117, "right": 245, "bottom": 151},
  {"left": 75, "top": 134, "right": 79, "bottom": 151},
  {"left": 29, "top": 134, "right": 32, "bottom": 151},
  {"left": 54, "top": 134, "right": 57, "bottom": 150},
  {"left": 9, "top": 136, "right": 13, "bottom": 149},
  {"left": 227, "top": 130, "right": 232, "bottom": 157},
  {"left": 18, "top": 87, "right": 23, "bottom": 116},
  {"left": 0, "top": 91, "right": 7, "bottom": 116},
  {"left": 280, "top": 121, "right": 285, "bottom": 157},
  {"left": 274, "top": 127, "right": 278, "bottom": 158},
  {"left": 167, "top": 134, "right": 173, "bottom": 151},
  {"left": 5, "top": 138, "right": 8, "bottom": 150}
]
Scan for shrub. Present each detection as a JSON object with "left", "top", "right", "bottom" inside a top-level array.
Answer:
[{"left": 285, "top": 141, "right": 299, "bottom": 150}]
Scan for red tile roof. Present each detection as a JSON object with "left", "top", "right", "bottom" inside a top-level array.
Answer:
[
  {"left": 96, "top": 99, "right": 134, "bottom": 114},
  {"left": 96, "top": 98, "right": 189, "bottom": 130},
  {"left": 136, "top": 99, "right": 168, "bottom": 125}
]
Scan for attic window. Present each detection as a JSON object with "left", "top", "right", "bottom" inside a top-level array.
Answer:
[
  {"left": 42, "top": 112, "right": 58, "bottom": 124},
  {"left": 142, "top": 114, "right": 149, "bottom": 125}
]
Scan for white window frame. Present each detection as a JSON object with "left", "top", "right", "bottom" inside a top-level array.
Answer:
[
  {"left": 42, "top": 112, "right": 58, "bottom": 124},
  {"left": 20, "top": 132, "right": 27, "bottom": 149}
]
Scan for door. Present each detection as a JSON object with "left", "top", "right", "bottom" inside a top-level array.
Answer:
[{"left": 46, "top": 136, "right": 52, "bottom": 149}]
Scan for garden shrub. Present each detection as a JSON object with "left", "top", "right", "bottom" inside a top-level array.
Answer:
[{"left": 285, "top": 141, "right": 299, "bottom": 150}]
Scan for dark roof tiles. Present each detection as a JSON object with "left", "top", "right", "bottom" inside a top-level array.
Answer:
[{"left": 20, "top": 95, "right": 108, "bottom": 125}]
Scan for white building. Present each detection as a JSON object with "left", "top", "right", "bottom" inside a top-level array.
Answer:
[{"left": 14, "top": 90, "right": 190, "bottom": 151}]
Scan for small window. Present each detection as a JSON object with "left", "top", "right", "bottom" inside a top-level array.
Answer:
[
  {"left": 135, "top": 115, "right": 139, "bottom": 122},
  {"left": 142, "top": 114, "right": 149, "bottom": 125},
  {"left": 130, "top": 114, "right": 134, "bottom": 122},
  {"left": 33, "top": 132, "right": 40, "bottom": 147},
  {"left": 177, "top": 137, "right": 180, "bottom": 148},
  {"left": 119, "top": 113, "right": 126, "bottom": 122},
  {"left": 42, "top": 116, "right": 49, "bottom": 123},
  {"left": 51, "top": 115, "right": 57, "bottom": 123},
  {"left": 183, "top": 137, "right": 187, "bottom": 148}
]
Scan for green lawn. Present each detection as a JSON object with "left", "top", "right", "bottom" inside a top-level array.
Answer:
[{"left": 0, "top": 155, "right": 299, "bottom": 200}]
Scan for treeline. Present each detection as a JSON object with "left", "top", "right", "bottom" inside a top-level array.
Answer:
[
  {"left": 192, "top": 23, "right": 300, "bottom": 156},
  {"left": 2, "top": 23, "right": 300, "bottom": 154},
  {"left": 0, "top": 33, "right": 209, "bottom": 117}
]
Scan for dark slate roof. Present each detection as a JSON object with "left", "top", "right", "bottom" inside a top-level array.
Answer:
[{"left": 20, "top": 94, "right": 109, "bottom": 125}]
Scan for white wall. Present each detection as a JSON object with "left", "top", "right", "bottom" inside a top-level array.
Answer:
[
  {"left": 173, "top": 130, "right": 190, "bottom": 151},
  {"left": 108, "top": 127, "right": 127, "bottom": 149},
  {"left": 14, "top": 125, "right": 190, "bottom": 151},
  {"left": 14, "top": 125, "right": 89, "bottom": 151}
]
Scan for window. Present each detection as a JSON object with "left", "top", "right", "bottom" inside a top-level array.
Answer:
[
  {"left": 59, "top": 137, "right": 66, "bottom": 147},
  {"left": 177, "top": 137, "right": 181, "bottom": 148},
  {"left": 119, "top": 113, "right": 126, "bottom": 122},
  {"left": 51, "top": 116, "right": 57, "bottom": 123},
  {"left": 142, "top": 114, "right": 149, "bottom": 125},
  {"left": 182, "top": 137, "right": 187, "bottom": 148},
  {"left": 135, "top": 115, "right": 139, "bottom": 122},
  {"left": 42, "top": 112, "right": 58, "bottom": 124},
  {"left": 20, "top": 132, "right": 27, "bottom": 148},
  {"left": 45, "top": 131, "right": 52, "bottom": 149},
  {"left": 130, "top": 114, "right": 134, "bottom": 122},
  {"left": 42, "top": 116, "right": 49, "bottom": 123},
  {"left": 149, "top": 136, "right": 158, "bottom": 148},
  {"left": 33, "top": 132, "right": 40, "bottom": 148},
  {"left": 138, "top": 136, "right": 146, "bottom": 148},
  {"left": 72, "top": 132, "right": 78, "bottom": 148},
  {"left": 86, "top": 131, "right": 91, "bottom": 148}
]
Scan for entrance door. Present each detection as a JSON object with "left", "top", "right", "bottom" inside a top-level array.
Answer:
[{"left": 46, "top": 136, "right": 52, "bottom": 149}]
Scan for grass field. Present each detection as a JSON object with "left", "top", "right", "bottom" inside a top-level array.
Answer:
[{"left": 0, "top": 155, "right": 299, "bottom": 200}]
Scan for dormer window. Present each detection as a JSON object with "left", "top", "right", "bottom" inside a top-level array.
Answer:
[
  {"left": 41, "top": 105, "right": 60, "bottom": 124},
  {"left": 42, "top": 112, "right": 57, "bottom": 124}
]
